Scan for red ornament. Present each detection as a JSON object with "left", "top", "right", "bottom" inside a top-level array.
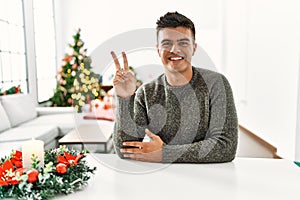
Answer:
[
  {"left": 72, "top": 63, "right": 78, "bottom": 70},
  {"left": 62, "top": 55, "right": 72, "bottom": 62},
  {"left": 27, "top": 169, "right": 39, "bottom": 183},
  {"left": 56, "top": 163, "right": 68, "bottom": 174},
  {"left": 67, "top": 98, "right": 73, "bottom": 104},
  {"left": 77, "top": 41, "right": 83, "bottom": 47}
]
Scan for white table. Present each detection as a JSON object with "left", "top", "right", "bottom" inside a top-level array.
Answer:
[
  {"left": 59, "top": 113, "right": 115, "bottom": 152},
  {"left": 55, "top": 154, "right": 300, "bottom": 200},
  {"left": 58, "top": 122, "right": 114, "bottom": 153},
  {"left": 0, "top": 140, "right": 26, "bottom": 158}
]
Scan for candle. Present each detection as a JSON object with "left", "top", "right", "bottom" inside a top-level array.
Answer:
[{"left": 22, "top": 139, "right": 44, "bottom": 168}]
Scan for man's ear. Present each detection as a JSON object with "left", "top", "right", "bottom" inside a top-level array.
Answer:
[
  {"left": 156, "top": 44, "right": 161, "bottom": 57},
  {"left": 192, "top": 43, "right": 197, "bottom": 56}
]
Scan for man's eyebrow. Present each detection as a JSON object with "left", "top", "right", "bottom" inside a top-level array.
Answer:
[
  {"left": 160, "top": 39, "right": 172, "bottom": 43},
  {"left": 160, "top": 38, "right": 191, "bottom": 43},
  {"left": 177, "top": 38, "right": 191, "bottom": 42}
]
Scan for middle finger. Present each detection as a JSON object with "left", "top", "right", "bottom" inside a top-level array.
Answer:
[{"left": 122, "top": 52, "right": 129, "bottom": 71}]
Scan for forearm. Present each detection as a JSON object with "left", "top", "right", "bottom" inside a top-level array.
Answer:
[
  {"left": 162, "top": 127, "right": 238, "bottom": 163},
  {"left": 113, "top": 126, "right": 143, "bottom": 159},
  {"left": 113, "top": 95, "right": 144, "bottom": 158}
]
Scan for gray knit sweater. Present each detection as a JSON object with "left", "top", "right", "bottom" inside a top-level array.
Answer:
[{"left": 113, "top": 66, "right": 238, "bottom": 163}]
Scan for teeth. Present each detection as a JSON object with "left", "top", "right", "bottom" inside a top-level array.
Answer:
[{"left": 170, "top": 57, "right": 183, "bottom": 61}]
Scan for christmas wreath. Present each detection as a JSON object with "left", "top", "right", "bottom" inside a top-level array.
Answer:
[{"left": 0, "top": 146, "right": 96, "bottom": 200}]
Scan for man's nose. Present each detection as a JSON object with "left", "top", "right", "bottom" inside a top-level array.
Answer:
[{"left": 170, "top": 44, "right": 180, "bottom": 53}]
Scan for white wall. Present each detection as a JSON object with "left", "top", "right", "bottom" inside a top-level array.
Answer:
[
  {"left": 225, "top": 0, "right": 300, "bottom": 160},
  {"left": 53, "top": 0, "right": 224, "bottom": 72}
]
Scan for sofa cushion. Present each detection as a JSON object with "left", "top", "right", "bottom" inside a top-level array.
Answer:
[
  {"left": 0, "top": 94, "right": 37, "bottom": 127},
  {"left": 19, "top": 113, "right": 75, "bottom": 136},
  {"left": 0, "top": 102, "right": 11, "bottom": 132},
  {"left": 0, "top": 125, "right": 59, "bottom": 148}
]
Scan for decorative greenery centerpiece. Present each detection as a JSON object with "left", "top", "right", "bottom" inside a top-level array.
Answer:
[{"left": 0, "top": 146, "right": 96, "bottom": 200}]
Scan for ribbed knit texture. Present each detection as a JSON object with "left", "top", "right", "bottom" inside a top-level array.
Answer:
[{"left": 113, "top": 67, "right": 238, "bottom": 163}]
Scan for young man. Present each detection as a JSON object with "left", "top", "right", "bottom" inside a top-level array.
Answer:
[{"left": 111, "top": 12, "right": 238, "bottom": 163}]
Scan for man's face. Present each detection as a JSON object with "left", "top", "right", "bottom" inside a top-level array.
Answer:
[{"left": 157, "top": 27, "right": 197, "bottom": 73}]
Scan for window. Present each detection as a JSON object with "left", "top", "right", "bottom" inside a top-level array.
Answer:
[
  {"left": 0, "top": 0, "right": 27, "bottom": 94},
  {"left": 33, "top": 0, "right": 56, "bottom": 102}
]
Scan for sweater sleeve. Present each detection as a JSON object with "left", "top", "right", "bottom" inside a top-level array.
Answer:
[
  {"left": 113, "top": 93, "right": 147, "bottom": 159},
  {"left": 162, "top": 75, "right": 238, "bottom": 163}
]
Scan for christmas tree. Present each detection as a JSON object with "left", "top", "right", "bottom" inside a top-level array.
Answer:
[
  {"left": 49, "top": 28, "right": 102, "bottom": 112},
  {"left": 72, "top": 56, "right": 103, "bottom": 112}
]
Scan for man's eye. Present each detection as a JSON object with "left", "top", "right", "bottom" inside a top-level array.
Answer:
[
  {"left": 162, "top": 42, "right": 172, "bottom": 46},
  {"left": 178, "top": 41, "right": 190, "bottom": 46}
]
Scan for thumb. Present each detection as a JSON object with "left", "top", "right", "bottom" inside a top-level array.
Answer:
[{"left": 145, "top": 129, "right": 156, "bottom": 140}]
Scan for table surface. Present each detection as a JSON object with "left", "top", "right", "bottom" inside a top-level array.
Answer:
[
  {"left": 54, "top": 154, "right": 300, "bottom": 200},
  {"left": 0, "top": 141, "right": 24, "bottom": 157}
]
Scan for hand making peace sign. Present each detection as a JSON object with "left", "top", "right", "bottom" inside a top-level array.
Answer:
[{"left": 111, "top": 51, "right": 137, "bottom": 98}]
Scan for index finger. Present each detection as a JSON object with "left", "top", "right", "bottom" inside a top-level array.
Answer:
[
  {"left": 122, "top": 141, "right": 142, "bottom": 147},
  {"left": 111, "top": 51, "right": 121, "bottom": 70}
]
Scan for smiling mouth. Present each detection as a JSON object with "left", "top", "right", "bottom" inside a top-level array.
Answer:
[{"left": 168, "top": 56, "right": 184, "bottom": 61}]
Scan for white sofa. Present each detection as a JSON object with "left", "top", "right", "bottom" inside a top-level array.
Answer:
[{"left": 0, "top": 94, "right": 76, "bottom": 151}]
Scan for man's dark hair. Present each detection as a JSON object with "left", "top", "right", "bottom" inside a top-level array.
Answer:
[{"left": 156, "top": 11, "right": 196, "bottom": 41}]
